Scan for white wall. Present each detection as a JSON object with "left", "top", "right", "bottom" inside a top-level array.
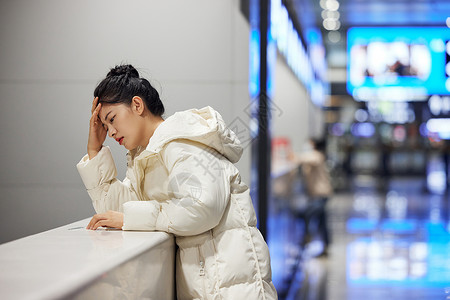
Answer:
[
  {"left": 0, "top": 0, "right": 250, "bottom": 244},
  {"left": 272, "top": 54, "right": 309, "bottom": 153},
  {"left": 272, "top": 53, "right": 326, "bottom": 155}
]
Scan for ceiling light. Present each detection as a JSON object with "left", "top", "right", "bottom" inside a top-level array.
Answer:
[
  {"left": 323, "top": 19, "right": 335, "bottom": 30},
  {"left": 323, "top": 18, "right": 341, "bottom": 31},
  {"left": 325, "top": 0, "right": 340, "bottom": 11},
  {"left": 322, "top": 10, "right": 340, "bottom": 20},
  {"left": 328, "top": 31, "right": 341, "bottom": 43}
]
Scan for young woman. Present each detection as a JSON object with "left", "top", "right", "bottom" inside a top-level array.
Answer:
[{"left": 77, "top": 64, "right": 277, "bottom": 299}]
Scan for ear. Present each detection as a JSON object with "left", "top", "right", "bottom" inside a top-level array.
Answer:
[{"left": 131, "top": 96, "right": 145, "bottom": 116}]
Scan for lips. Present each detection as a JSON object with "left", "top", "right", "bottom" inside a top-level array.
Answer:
[{"left": 116, "top": 137, "right": 124, "bottom": 145}]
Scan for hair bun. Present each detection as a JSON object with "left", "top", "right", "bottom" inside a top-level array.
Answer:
[{"left": 107, "top": 64, "right": 139, "bottom": 78}]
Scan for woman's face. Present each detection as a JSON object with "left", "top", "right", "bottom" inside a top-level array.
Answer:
[{"left": 98, "top": 102, "right": 146, "bottom": 150}]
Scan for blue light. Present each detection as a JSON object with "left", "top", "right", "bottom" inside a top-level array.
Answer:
[
  {"left": 330, "top": 123, "right": 345, "bottom": 136},
  {"left": 351, "top": 122, "right": 376, "bottom": 138},
  {"left": 306, "top": 28, "right": 321, "bottom": 45},
  {"left": 380, "top": 219, "right": 417, "bottom": 233},
  {"left": 346, "top": 218, "right": 378, "bottom": 233},
  {"left": 249, "top": 29, "right": 260, "bottom": 99},
  {"left": 419, "top": 123, "right": 428, "bottom": 137},
  {"left": 270, "top": 0, "right": 328, "bottom": 106},
  {"left": 347, "top": 234, "right": 450, "bottom": 287}
]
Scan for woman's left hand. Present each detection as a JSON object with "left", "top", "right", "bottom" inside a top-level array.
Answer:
[{"left": 86, "top": 211, "right": 124, "bottom": 230}]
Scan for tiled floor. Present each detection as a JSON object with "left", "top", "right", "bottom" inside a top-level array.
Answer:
[{"left": 285, "top": 176, "right": 450, "bottom": 300}]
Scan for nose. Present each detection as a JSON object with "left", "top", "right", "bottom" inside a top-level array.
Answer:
[{"left": 108, "top": 126, "right": 117, "bottom": 138}]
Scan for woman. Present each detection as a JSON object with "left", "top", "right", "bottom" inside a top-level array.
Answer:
[
  {"left": 293, "top": 138, "right": 332, "bottom": 256},
  {"left": 77, "top": 64, "right": 277, "bottom": 299}
]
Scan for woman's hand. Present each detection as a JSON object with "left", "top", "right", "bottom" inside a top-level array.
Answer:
[
  {"left": 87, "top": 97, "right": 107, "bottom": 159},
  {"left": 86, "top": 211, "right": 124, "bottom": 230}
]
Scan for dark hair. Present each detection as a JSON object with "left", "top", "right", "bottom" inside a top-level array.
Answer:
[
  {"left": 93, "top": 64, "right": 165, "bottom": 116},
  {"left": 311, "top": 138, "right": 326, "bottom": 152}
]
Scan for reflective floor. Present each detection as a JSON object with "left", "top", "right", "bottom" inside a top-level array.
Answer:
[{"left": 284, "top": 176, "right": 450, "bottom": 300}]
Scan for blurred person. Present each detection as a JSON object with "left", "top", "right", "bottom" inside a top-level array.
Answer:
[
  {"left": 77, "top": 64, "right": 277, "bottom": 299},
  {"left": 292, "top": 138, "right": 333, "bottom": 256}
]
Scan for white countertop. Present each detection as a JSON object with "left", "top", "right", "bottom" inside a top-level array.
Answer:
[{"left": 0, "top": 218, "right": 174, "bottom": 300}]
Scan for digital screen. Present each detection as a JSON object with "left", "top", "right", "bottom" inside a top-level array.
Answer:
[{"left": 347, "top": 27, "right": 450, "bottom": 101}]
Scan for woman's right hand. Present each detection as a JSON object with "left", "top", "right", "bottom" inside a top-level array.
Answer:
[{"left": 87, "top": 97, "right": 107, "bottom": 159}]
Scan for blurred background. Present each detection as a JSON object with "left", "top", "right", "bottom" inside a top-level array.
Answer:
[{"left": 0, "top": 1, "right": 449, "bottom": 299}]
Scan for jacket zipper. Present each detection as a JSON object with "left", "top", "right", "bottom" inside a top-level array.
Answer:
[
  {"left": 209, "top": 231, "right": 222, "bottom": 300},
  {"left": 197, "top": 246, "right": 207, "bottom": 297},
  {"left": 133, "top": 160, "right": 147, "bottom": 200}
]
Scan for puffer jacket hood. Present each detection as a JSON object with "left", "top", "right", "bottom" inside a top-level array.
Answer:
[{"left": 142, "top": 106, "right": 243, "bottom": 163}]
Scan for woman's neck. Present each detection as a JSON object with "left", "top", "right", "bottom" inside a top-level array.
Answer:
[{"left": 141, "top": 114, "right": 165, "bottom": 148}]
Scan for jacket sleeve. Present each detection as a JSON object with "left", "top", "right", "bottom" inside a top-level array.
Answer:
[
  {"left": 76, "top": 146, "right": 139, "bottom": 214},
  {"left": 122, "top": 141, "right": 230, "bottom": 236}
]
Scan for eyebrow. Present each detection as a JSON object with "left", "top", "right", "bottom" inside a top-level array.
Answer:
[{"left": 104, "top": 111, "right": 112, "bottom": 122}]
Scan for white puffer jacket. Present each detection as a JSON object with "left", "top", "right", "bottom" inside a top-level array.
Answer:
[{"left": 77, "top": 106, "right": 277, "bottom": 300}]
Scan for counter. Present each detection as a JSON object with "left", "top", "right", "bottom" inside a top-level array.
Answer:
[{"left": 0, "top": 218, "right": 175, "bottom": 299}]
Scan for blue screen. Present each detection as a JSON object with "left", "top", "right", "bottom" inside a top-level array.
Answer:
[{"left": 347, "top": 27, "right": 450, "bottom": 100}]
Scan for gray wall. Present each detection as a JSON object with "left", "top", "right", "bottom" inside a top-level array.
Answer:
[{"left": 0, "top": 0, "right": 251, "bottom": 244}]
